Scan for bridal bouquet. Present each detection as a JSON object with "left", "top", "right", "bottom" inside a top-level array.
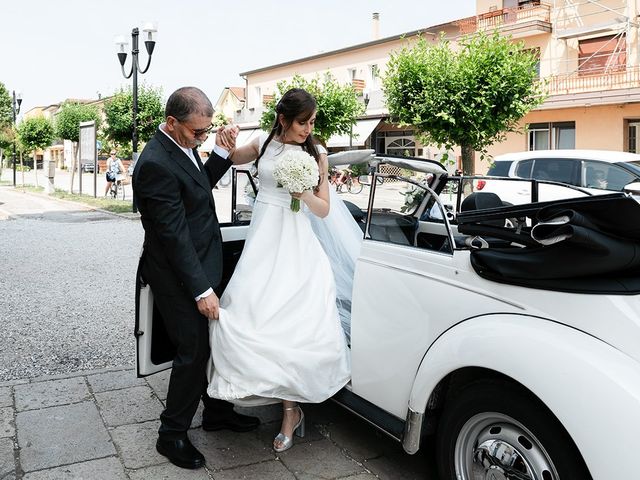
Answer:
[{"left": 273, "top": 150, "right": 319, "bottom": 212}]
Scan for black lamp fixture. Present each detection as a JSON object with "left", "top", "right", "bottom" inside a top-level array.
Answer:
[
  {"left": 11, "top": 90, "right": 22, "bottom": 187},
  {"left": 349, "top": 90, "right": 371, "bottom": 150},
  {"left": 115, "top": 22, "right": 157, "bottom": 212}
]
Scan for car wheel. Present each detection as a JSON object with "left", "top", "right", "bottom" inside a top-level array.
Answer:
[{"left": 436, "top": 379, "right": 591, "bottom": 480}]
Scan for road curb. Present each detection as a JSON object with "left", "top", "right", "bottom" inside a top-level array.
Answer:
[{"left": 0, "top": 186, "right": 140, "bottom": 221}]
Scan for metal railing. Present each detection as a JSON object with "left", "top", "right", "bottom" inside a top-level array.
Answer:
[
  {"left": 544, "top": 66, "right": 640, "bottom": 96},
  {"left": 455, "top": 2, "right": 551, "bottom": 35}
]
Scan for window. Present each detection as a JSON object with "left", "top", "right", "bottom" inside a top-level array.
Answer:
[
  {"left": 347, "top": 68, "right": 357, "bottom": 81},
  {"left": 578, "top": 34, "right": 626, "bottom": 76},
  {"left": 487, "top": 160, "right": 513, "bottom": 176},
  {"left": 369, "top": 64, "right": 380, "bottom": 89},
  {"left": 555, "top": 122, "right": 576, "bottom": 149},
  {"left": 583, "top": 161, "right": 636, "bottom": 191},
  {"left": 515, "top": 159, "right": 534, "bottom": 178},
  {"left": 528, "top": 125, "right": 549, "bottom": 150},
  {"left": 628, "top": 121, "right": 640, "bottom": 153},
  {"left": 253, "top": 86, "right": 261, "bottom": 109},
  {"left": 527, "top": 122, "right": 575, "bottom": 150},
  {"left": 531, "top": 158, "right": 580, "bottom": 185},
  {"left": 386, "top": 138, "right": 416, "bottom": 157}
]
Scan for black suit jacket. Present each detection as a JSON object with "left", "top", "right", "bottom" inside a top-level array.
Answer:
[{"left": 133, "top": 128, "right": 232, "bottom": 298}]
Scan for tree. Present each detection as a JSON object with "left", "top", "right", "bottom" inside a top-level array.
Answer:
[
  {"left": 0, "top": 125, "right": 13, "bottom": 170},
  {"left": 55, "top": 101, "right": 101, "bottom": 143},
  {"left": 212, "top": 111, "right": 229, "bottom": 127},
  {"left": 55, "top": 101, "right": 102, "bottom": 187},
  {"left": 383, "top": 31, "right": 545, "bottom": 174},
  {"left": 16, "top": 116, "right": 55, "bottom": 185},
  {"left": 260, "top": 74, "right": 365, "bottom": 145},
  {"left": 0, "top": 82, "right": 11, "bottom": 127},
  {"left": 103, "top": 84, "right": 164, "bottom": 154},
  {"left": 0, "top": 82, "right": 13, "bottom": 173}
]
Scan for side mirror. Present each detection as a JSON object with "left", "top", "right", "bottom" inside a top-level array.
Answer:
[{"left": 623, "top": 181, "right": 640, "bottom": 195}]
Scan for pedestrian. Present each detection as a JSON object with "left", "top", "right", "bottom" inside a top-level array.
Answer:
[
  {"left": 104, "top": 150, "right": 125, "bottom": 197},
  {"left": 133, "top": 86, "right": 259, "bottom": 470}
]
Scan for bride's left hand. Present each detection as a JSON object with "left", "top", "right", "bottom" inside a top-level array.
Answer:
[{"left": 291, "top": 190, "right": 314, "bottom": 201}]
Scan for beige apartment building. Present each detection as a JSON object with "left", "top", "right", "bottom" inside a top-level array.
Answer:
[{"left": 225, "top": 1, "right": 640, "bottom": 173}]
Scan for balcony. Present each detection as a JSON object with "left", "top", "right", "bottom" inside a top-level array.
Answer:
[
  {"left": 455, "top": 2, "right": 551, "bottom": 38},
  {"left": 545, "top": 67, "right": 640, "bottom": 96}
]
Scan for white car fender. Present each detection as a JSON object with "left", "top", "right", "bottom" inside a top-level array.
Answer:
[{"left": 407, "top": 313, "right": 640, "bottom": 480}]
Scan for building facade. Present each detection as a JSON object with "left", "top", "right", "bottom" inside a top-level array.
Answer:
[
  {"left": 473, "top": 0, "right": 640, "bottom": 173},
  {"left": 226, "top": 1, "right": 640, "bottom": 173}
]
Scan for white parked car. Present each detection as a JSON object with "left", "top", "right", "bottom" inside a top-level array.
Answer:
[
  {"left": 477, "top": 149, "right": 640, "bottom": 205},
  {"left": 137, "top": 153, "right": 640, "bottom": 480}
]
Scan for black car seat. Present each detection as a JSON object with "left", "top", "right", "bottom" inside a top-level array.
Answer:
[{"left": 461, "top": 192, "right": 506, "bottom": 227}]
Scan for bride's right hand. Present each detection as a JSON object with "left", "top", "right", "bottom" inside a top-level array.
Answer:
[
  {"left": 197, "top": 292, "right": 220, "bottom": 320},
  {"left": 215, "top": 125, "right": 238, "bottom": 151}
]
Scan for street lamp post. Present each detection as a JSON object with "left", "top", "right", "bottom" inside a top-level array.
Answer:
[
  {"left": 349, "top": 91, "right": 370, "bottom": 150},
  {"left": 11, "top": 91, "right": 22, "bottom": 187},
  {"left": 115, "top": 23, "right": 157, "bottom": 212}
]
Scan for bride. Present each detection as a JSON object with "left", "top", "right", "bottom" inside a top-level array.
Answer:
[{"left": 207, "top": 88, "right": 361, "bottom": 452}]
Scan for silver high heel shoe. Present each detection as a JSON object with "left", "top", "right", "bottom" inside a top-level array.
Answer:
[{"left": 273, "top": 405, "right": 305, "bottom": 453}]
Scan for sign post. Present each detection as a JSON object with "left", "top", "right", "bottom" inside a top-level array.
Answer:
[{"left": 79, "top": 121, "right": 97, "bottom": 197}]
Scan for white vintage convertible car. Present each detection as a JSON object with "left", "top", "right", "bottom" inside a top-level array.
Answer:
[{"left": 137, "top": 152, "right": 640, "bottom": 480}]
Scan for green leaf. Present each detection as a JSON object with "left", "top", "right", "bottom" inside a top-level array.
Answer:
[{"left": 383, "top": 31, "right": 545, "bottom": 173}]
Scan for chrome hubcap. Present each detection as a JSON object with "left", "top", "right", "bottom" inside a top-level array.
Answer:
[{"left": 455, "top": 412, "right": 559, "bottom": 480}]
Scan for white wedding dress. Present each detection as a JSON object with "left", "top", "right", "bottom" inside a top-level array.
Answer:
[{"left": 207, "top": 136, "right": 352, "bottom": 406}]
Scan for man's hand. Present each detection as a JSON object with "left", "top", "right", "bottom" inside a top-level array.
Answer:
[
  {"left": 215, "top": 125, "right": 239, "bottom": 151},
  {"left": 197, "top": 292, "right": 220, "bottom": 320}
]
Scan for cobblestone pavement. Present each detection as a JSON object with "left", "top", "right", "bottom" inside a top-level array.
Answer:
[
  {"left": 0, "top": 188, "right": 437, "bottom": 479},
  {"left": 0, "top": 367, "right": 436, "bottom": 480}
]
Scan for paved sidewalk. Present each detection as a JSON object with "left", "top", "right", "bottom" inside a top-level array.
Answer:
[
  {"left": 0, "top": 176, "right": 434, "bottom": 479},
  {"left": 1, "top": 367, "right": 433, "bottom": 480}
]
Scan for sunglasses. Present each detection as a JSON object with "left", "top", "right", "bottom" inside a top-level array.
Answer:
[{"left": 175, "top": 118, "right": 215, "bottom": 137}]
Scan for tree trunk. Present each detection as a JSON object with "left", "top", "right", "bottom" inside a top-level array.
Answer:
[
  {"left": 69, "top": 142, "right": 77, "bottom": 193},
  {"left": 0, "top": 149, "right": 4, "bottom": 179},
  {"left": 461, "top": 144, "right": 475, "bottom": 175},
  {"left": 33, "top": 151, "right": 39, "bottom": 188},
  {"left": 20, "top": 152, "right": 24, "bottom": 188}
]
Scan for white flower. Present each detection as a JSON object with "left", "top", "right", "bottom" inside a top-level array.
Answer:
[
  {"left": 273, "top": 150, "right": 319, "bottom": 212},
  {"left": 273, "top": 150, "right": 319, "bottom": 194}
]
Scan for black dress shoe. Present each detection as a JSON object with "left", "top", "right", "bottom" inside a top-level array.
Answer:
[
  {"left": 156, "top": 437, "right": 205, "bottom": 469},
  {"left": 202, "top": 410, "right": 260, "bottom": 432}
]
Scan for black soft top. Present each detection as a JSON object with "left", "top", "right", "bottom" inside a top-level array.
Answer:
[{"left": 456, "top": 193, "right": 640, "bottom": 294}]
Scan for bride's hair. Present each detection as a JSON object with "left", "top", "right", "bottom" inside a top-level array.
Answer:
[{"left": 254, "top": 88, "right": 320, "bottom": 174}]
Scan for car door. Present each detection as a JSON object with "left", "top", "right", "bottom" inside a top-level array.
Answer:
[{"left": 135, "top": 167, "right": 255, "bottom": 377}]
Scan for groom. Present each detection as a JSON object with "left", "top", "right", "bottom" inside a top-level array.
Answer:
[{"left": 133, "top": 86, "right": 258, "bottom": 470}]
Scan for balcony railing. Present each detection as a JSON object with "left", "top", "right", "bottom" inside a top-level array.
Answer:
[
  {"left": 455, "top": 2, "right": 551, "bottom": 35},
  {"left": 545, "top": 66, "right": 640, "bottom": 96}
]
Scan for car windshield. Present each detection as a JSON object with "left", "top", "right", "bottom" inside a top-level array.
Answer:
[{"left": 487, "top": 161, "right": 512, "bottom": 177}]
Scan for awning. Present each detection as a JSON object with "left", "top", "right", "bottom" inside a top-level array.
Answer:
[
  {"left": 326, "top": 119, "right": 381, "bottom": 148},
  {"left": 199, "top": 128, "right": 261, "bottom": 152},
  {"left": 555, "top": 20, "right": 626, "bottom": 40}
]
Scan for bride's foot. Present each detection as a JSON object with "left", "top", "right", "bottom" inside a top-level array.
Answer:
[{"left": 273, "top": 404, "right": 305, "bottom": 453}]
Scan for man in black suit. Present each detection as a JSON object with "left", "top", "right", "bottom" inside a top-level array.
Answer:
[{"left": 133, "top": 87, "right": 258, "bottom": 470}]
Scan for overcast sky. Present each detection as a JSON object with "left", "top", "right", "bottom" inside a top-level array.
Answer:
[{"left": 2, "top": 1, "right": 475, "bottom": 115}]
